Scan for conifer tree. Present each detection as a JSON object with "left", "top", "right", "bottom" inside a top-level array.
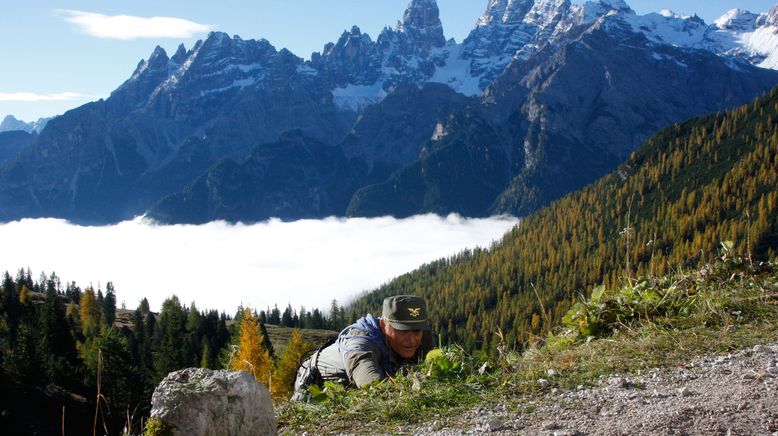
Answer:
[
  {"left": 230, "top": 308, "right": 273, "bottom": 387},
  {"left": 103, "top": 282, "right": 117, "bottom": 326},
  {"left": 153, "top": 296, "right": 186, "bottom": 383},
  {"left": 39, "top": 287, "right": 78, "bottom": 387},
  {"left": 272, "top": 329, "right": 313, "bottom": 400},
  {"left": 79, "top": 288, "right": 102, "bottom": 338}
]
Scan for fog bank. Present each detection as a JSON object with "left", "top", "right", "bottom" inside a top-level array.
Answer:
[{"left": 0, "top": 215, "right": 519, "bottom": 315}]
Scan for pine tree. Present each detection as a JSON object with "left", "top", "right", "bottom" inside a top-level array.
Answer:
[
  {"left": 230, "top": 308, "right": 273, "bottom": 387},
  {"left": 39, "top": 287, "right": 78, "bottom": 387},
  {"left": 102, "top": 282, "right": 117, "bottom": 326},
  {"left": 153, "top": 296, "right": 186, "bottom": 383},
  {"left": 269, "top": 305, "right": 281, "bottom": 325}
]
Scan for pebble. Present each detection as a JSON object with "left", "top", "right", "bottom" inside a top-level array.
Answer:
[
  {"left": 548, "top": 369, "right": 559, "bottom": 378},
  {"left": 487, "top": 419, "right": 504, "bottom": 432},
  {"left": 767, "top": 367, "right": 778, "bottom": 376},
  {"left": 753, "top": 345, "right": 767, "bottom": 353},
  {"left": 543, "top": 422, "right": 560, "bottom": 430},
  {"left": 679, "top": 387, "right": 693, "bottom": 397},
  {"left": 538, "top": 378, "right": 550, "bottom": 388}
]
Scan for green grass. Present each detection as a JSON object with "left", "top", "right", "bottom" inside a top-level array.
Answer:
[
  {"left": 264, "top": 325, "right": 336, "bottom": 358},
  {"left": 275, "top": 257, "right": 778, "bottom": 434}
]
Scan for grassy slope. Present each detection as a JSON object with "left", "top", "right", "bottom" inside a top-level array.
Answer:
[{"left": 277, "top": 258, "right": 778, "bottom": 433}]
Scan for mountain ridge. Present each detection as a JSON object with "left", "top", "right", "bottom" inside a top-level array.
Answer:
[{"left": 2, "top": 0, "right": 778, "bottom": 224}]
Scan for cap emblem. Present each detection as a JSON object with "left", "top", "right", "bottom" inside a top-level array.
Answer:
[{"left": 408, "top": 307, "right": 421, "bottom": 317}]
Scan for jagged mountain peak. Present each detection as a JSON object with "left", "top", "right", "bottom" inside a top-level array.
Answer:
[
  {"left": 171, "top": 44, "right": 188, "bottom": 65},
  {"left": 397, "top": 0, "right": 446, "bottom": 48},
  {"left": 715, "top": 8, "right": 758, "bottom": 31},
  {"left": 764, "top": 5, "right": 778, "bottom": 25},
  {"left": 477, "top": 0, "right": 535, "bottom": 26},
  {"left": 148, "top": 45, "right": 169, "bottom": 61}
]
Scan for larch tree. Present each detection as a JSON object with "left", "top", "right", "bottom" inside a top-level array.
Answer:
[
  {"left": 79, "top": 287, "right": 102, "bottom": 338},
  {"left": 272, "top": 329, "right": 313, "bottom": 400},
  {"left": 230, "top": 308, "right": 273, "bottom": 387}
]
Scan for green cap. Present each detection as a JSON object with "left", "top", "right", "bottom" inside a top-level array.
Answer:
[{"left": 382, "top": 295, "right": 430, "bottom": 331}]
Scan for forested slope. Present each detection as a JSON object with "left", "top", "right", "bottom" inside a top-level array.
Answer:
[{"left": 348, "top": 87, "right": 778, "bottom": 352}]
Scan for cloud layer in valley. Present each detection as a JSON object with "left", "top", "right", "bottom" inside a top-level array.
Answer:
[{"left": 0, "top": 215, "right": 518, "bottom": 315}]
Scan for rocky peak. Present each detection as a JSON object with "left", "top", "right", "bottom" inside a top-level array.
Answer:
[
  {"left": 130, "top": 46, "right": 169, "bottom": 78},
  {"left": 171, "top": 44, "right": 188, "bottom": 65},
  {"left": 325, "top": 26, "right": 374, "bottom": 57},
  {"left": 0, "top": 115, "right": 30, "bottom": 133},
  {"left": 397, "top": 0, "right": 446, "bottom": 49},
  {"left": 578, "top": 0, "right": 633, "bottom": 23},
  {"left": 522, "top": 0, "right": 572, "bottom": 27},
  {"left": 715, "top": 8, "right": 758, "bottom": 31},
  {"left": 761, "top": 5, "right": 778, "bottom": 26},
  {"left": 477, "top": 0, "right": 535, "bottom": 26}
]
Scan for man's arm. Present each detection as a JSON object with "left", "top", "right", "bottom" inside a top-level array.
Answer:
[{"left": 342, "top": 337, "right": 385, "bottom": 387}]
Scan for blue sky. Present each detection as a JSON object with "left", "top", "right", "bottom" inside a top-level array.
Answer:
[{"left": 2, "top": 0, "right": 777, "bottom": 122}]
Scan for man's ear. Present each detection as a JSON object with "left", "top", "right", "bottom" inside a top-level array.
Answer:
[{"left": 379, "top": 318, "right": 386, "bottom": 330}]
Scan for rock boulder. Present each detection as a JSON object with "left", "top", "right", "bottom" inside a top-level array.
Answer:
[{"left": 149, "top": 368, "right": 276, "bottom": 436}]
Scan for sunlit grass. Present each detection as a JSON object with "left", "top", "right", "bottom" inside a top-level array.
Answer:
[{"left": 276, "top": 257, "right": 778, "bottom": 434}]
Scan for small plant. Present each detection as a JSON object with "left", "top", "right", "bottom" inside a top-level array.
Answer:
[{"left": 143, "top": 417, "right": 171, "bottom": 436}]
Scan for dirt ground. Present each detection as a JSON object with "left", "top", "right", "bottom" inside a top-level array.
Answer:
[{"left": 402, "top": 341, "right": 778, "bottom": 435}]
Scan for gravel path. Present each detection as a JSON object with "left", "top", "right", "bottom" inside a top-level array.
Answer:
[{"left": 405, "top": 342, "right": 778, "bottom": 435}]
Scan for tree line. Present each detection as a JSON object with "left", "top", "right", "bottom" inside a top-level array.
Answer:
[{"left": 0, "top": 269, "right": 346, "bottom": 435}]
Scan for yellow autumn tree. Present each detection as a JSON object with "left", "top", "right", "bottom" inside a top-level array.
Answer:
[
  {"left": 230, "top": 308, "right": 273, "bottom": 387},
  {"left": 79, "top": 287, "right": 102, "bottom": 338},
  {"left": 272, "top": 329, "right": 314, "bottom": 400}
]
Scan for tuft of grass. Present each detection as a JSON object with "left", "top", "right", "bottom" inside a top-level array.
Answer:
[{"left": 276, "top": 257, "right": 778, "bottom": 434}]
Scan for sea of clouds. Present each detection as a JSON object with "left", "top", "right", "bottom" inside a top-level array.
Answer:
[{"left": 0, "top": 215, "right": 519, "bottom": 315}]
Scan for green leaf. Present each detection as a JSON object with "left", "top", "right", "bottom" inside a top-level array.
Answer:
[{"left": 591, "top": 285, "right": 606, "bottom": 303}]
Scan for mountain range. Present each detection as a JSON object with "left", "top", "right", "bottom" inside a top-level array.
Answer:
[
  {"left": 0, "top": 115, "right": 50, "bottom": 135},
  {"left": 1, "top": 0, "right": 778, "bottom": 224}
]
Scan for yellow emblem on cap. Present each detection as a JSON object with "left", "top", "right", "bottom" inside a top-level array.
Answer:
[{"left": 408, "top": 307, "right": 421, "bottom": 317}]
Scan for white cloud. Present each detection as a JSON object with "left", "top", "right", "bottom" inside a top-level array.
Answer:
[
  {"left": 0, "top": 92, "right": 88, "bottom": 102},
  {"left": 0, "top": 215, "right": 518, "bottom": 315},
  {"left": 60, "top": 10, "right": 215, "bottom": 40}
]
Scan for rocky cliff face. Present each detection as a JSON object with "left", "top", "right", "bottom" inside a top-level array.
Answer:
[
  {"left": 0, "top": 130, "right": 35, "bottom": 165},
  {"left": 2, "top": 0, "right": 778, "bottom": 224}
]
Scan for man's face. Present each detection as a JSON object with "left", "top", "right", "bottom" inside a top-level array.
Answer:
[{"left": 381, "top": 319, "right": 423, "bottom": 359}]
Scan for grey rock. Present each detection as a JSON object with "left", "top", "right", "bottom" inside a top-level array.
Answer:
[
  {"left": 487, "top": 418, "right": 504, "bottom": 431},
  {"left": 150, "top": 368, "right": 276, "bottom": 436}
]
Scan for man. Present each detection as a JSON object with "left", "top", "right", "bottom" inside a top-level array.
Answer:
[{"left": 291, "top": 295, "right": 433, "bottom": 401}]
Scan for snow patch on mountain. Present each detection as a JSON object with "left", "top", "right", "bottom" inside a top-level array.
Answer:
[
  {"left": 428, "top": 45, "right": 483, "bottom": 96},
  {"left": 332, "top": 81, "right": 388, "bottom": 112}
]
